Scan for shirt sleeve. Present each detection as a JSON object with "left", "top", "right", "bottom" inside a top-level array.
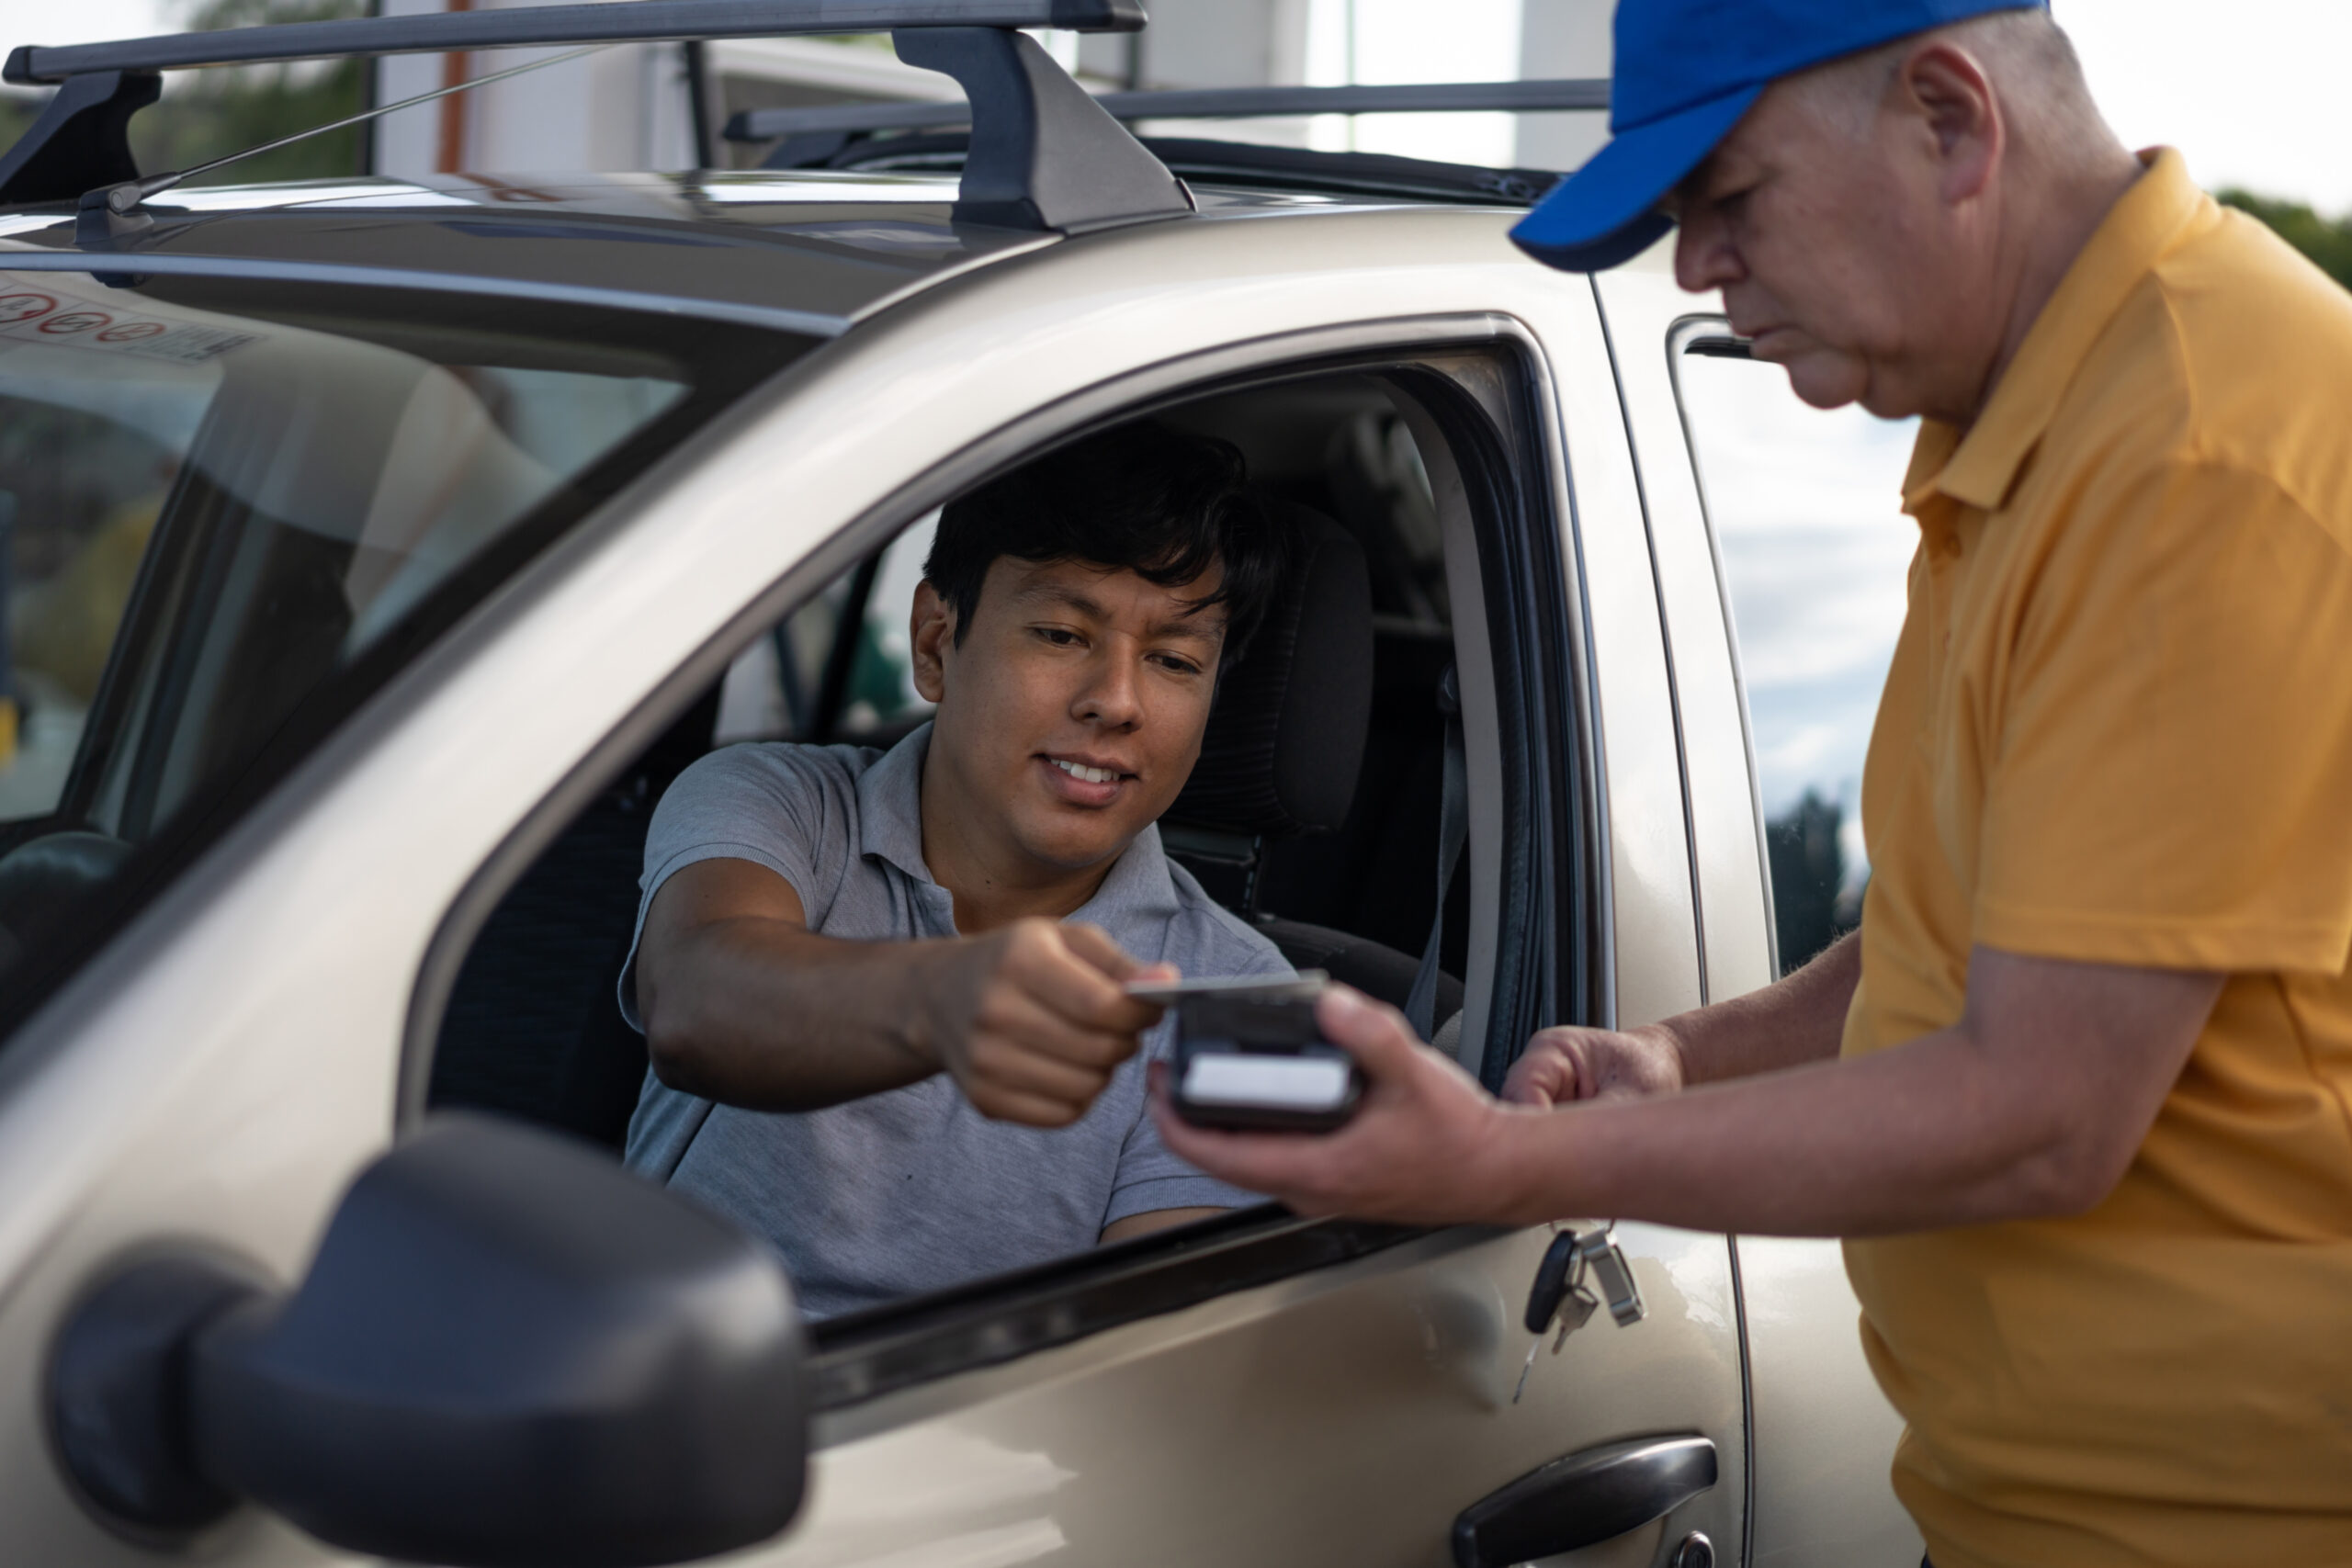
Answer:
[
  {"left": 1102, "top": 929, "right": 1294, "bottom": 1226},
  {"left": 616, "top": 743, "right": 854, "bottom": 1031},
  {"left": 1973, "top": 459, "right": 2352, "bottom": 973}
]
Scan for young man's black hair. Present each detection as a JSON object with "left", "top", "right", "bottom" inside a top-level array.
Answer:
[{"left": 925, "top": 421, "right": 1289, "bottom": 666}]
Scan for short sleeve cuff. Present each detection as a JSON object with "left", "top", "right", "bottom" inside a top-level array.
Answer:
[
  {"left": 617, "top": 843, "right": 817, "bottom": 1032},
  {"left": 1973, "top": 897, "right": 2352, "bottom": 976},
  {"left": 1103, "top": 1173, "right": 1261, "bottom": 1227},
  {"left": 642, "top": 840, "right": 813, "bottom": 908}
]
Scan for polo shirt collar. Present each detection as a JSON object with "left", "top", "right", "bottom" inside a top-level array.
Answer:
[
  {"left": 856, "top": 722, "right": 935, "bottom": 884},
  {"left": 1905, "top": 148, "right": 2210, "bottom": 516},
  {"left": 855, "top": 721, "right": 1183, "bottom": 923}
]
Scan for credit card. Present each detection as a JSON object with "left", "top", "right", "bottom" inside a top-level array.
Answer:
[{"left": 1123, "top": 970, "right": 1328, "bottom": 1006}]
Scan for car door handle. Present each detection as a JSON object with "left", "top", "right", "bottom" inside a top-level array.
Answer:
[{"left": 1452, "top": 1434, "right": 1717, "bottom": 1568}]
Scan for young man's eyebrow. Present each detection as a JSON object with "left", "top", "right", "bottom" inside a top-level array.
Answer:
[
  {"left": 1013, "top": 580, "right": 1227, "bottom": 644},
  {"left": 1147, "top": 602, "right": 1227, "bottom": 643},
  {"left": 1012, "top": 581, "right": 1109, "bottom": 619}
]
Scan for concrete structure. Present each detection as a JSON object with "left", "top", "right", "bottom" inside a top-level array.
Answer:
[
  {"left": 1517, "top": 0, "right": 1611, "bottom": 172},
  {"left": 1075, "top": 0, "right": 1310, "bottom": 93}
]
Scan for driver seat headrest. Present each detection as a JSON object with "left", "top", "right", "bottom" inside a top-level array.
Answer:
[{"left": 1169, "top": 502, "right": 1373, "bottom": 839}]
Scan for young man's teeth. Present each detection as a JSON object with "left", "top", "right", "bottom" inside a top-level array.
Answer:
[{"left": 1052, "top": 759, "right": 1117, "bottom": 784}]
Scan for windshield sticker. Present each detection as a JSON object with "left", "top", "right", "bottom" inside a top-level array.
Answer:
[{"left": 0, "top": 285, "right": 258, "bottom": 364}]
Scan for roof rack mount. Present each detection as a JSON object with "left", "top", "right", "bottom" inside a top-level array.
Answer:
[
  {"left": 732, "top": 76, "right": 1611, "bottom": 142},
  {"left": 0, "top": 1, "right": 1185, "bottom": 237}
]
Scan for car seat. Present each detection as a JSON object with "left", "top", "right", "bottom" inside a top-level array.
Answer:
[
  {"left": 427, "top": 685, "right": 721, "bottom": 1147},
  {"left": 1164, "top": 502, "right": 1465, "bottom": 1030}
]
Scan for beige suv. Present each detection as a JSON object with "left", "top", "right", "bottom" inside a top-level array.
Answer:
[{"left": 0, "top": 5, "right": 1917, "bottom": 1565}]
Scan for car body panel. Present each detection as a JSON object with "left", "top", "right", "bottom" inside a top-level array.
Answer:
[
  {"left": 1540, "top": 273, "right": 1702, "bottom": 1032},
  {"left": 770, "top": 1223, "right": 1741, "bottom": 1568},
  {"left": 1732, "top": 1237, "right": 1918, "bottom": 1567},
  {"left": 0, "top": 203, "right": 1757, "bottom": 1562},
  {"left": 1594, "top": 263, "right": 1776, "bottom": 1008}
]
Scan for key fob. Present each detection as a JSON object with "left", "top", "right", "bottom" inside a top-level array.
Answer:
[
  {"left": 1576, "top": 1229, "right": 1647, "bottom": 1327},
  {"left": 1524, "top": 1229, "right": 1583, "bottom": 1333}
]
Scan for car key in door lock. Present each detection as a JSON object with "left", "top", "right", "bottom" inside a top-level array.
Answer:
[{"left": 1510, "top": 1223, "right": 1647, "bottom": 1404}]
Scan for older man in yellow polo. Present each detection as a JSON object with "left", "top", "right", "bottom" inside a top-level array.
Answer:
[{"left": 1156, "top": 4, "right": 2352, "bottom": 1563}]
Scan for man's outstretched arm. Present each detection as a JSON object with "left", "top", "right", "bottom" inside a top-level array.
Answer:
[
  {"left": 1153, "top": 946, "right": 2220, "bottom": 1236},
  {"left": 1508, "top": 931, "right": 1861, "bottom": 1106},
  {"left": 637, "top": 857, "right": 1170, "bottom": 1127}
]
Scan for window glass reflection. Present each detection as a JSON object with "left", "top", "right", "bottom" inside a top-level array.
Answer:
[{"left": 1676, "top": 341, "right": 1917, "bottom": 971}]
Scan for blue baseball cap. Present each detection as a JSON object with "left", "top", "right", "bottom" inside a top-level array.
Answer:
[{"left": 1511, "top": 0, "right": 2049, "bottom": 272}]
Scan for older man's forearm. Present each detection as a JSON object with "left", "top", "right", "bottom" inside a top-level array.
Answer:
[
  {"left": 1652, "top": 930, "right": 1860, "bottom": 1087},
  {"left": 1485, "top": 1032, "right": 2086, "bottom": 1235},
  {"left": 1487, "top": 952, "right": 2212, "bottom": 1237}
]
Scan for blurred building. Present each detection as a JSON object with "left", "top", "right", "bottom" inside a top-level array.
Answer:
[
  {"left": 1516, "top": 1, "right": 1610, "bottom": 172},
  {"left": 371, "top": 0, "right": 1611, "bottom": 179}
]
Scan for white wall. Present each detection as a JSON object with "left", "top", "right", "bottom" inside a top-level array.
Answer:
[
  {"left": 1516, "top": 0, "right": 1611, "bottom": 171},
  {"left": 374, "top": 0, "right": 695, "bottom": 179},
  {"left": 1075, "top": 0, "right": 1312, "bottom": 90}
]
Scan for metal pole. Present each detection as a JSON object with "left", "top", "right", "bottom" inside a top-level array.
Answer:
[
  {"left": 0, "top": 493, "right": 17, "bottom": 773},
  {"left": 1343, "top": 0, "right": 1357, "bottom": 152},
  {"left": 356, "top": 0, "right": 384, "bottom": 177},
  {"left": 436, "top": 0, "right": 473, "bottom": 175},
  {"left": 684, "top": 38, "right": 717, "bottom": 169}
]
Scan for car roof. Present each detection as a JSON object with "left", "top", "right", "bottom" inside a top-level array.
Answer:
[{"left": 0, "top": 167, "right": 1426, "bottom": 338}]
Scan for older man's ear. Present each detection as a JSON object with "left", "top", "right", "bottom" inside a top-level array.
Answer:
[{"left": 1894, "top": 39, "right": 2005, "bottom": 205}]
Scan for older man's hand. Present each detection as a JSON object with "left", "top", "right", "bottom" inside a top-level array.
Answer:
[
  {"left": 1505, "top": 1023, "right": 1686, "bottom": 1108},
  {"left": 1149, "top": 984, "right": 1541, "bottom": 1225}
]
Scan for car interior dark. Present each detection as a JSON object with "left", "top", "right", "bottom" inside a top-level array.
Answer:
[{"left": 427, "top": 372, "right": 1474, "bottom": 1171}]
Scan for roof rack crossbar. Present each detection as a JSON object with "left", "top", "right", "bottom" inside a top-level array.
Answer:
[
  {"left": 1, "top": 3, "right": 1187, "bottom": 241},
  {"left": 729, "top": 76, "right": 1610, "bottom": 141},
  {"left": 4, "top": 0, "right": 1143, "bottom": 86}
]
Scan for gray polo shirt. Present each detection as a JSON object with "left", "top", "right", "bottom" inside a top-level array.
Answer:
[{"left": 622, "top": 724, "right": 1283, "bottom": 1319}]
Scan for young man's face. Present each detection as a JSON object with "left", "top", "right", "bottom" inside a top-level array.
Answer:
[{"left": 911, "top": 555, "right": 1227, "bottom": 877}]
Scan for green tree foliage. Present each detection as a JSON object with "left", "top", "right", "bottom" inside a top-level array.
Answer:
[
  {"left": 139, "top": 0, "right": 370, "bottom": 186},
  {"left": 1766, "top": 790, "right": 1858, "bottom": 976},
  {"left": 2217, "top": 188, "right": 2352, "bottom": 293},
  {"left": 0, "top": 0, "right": 368, "bottom": 188}
]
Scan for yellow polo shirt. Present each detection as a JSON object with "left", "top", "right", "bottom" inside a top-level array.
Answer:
[{"left": 1840, "top": 150, "right": 2352, "bottom": 1567}]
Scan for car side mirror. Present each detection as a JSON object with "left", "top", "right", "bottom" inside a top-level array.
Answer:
[{"left": 49, "top": 1116, "right": 808, "bottom": 1566}]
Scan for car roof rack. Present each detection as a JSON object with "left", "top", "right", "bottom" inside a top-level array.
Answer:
[
  {"left": 730, "top": 76, "right": 1610, "bottom": 144},
  {"left": 0, "top": 0, "right": 1190, "bottom": 238}
]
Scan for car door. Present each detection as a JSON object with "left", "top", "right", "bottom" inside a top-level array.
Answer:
[
  {"left": 1594, "top": 258, "right": 1923, "bottom": 1568},
  {"left": 1, "top": 211, "right": 1742, "bottom": 1567}
]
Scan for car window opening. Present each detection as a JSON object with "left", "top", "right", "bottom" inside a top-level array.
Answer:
[{"left": 423, "top": 369, "right": 1480, "bottom": 1329}]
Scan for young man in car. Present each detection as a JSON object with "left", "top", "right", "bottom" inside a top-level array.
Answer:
[
  {"left": 1163, "top": 3, "right": 2352, "bottom": 1563},
  {"left": 621, "top": 422, "right": 1294, "bottom": 1318}
]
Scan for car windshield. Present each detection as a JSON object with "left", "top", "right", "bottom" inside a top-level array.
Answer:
[{"left": 0, "top": 268, "right": 815, "bottom": 1043}]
